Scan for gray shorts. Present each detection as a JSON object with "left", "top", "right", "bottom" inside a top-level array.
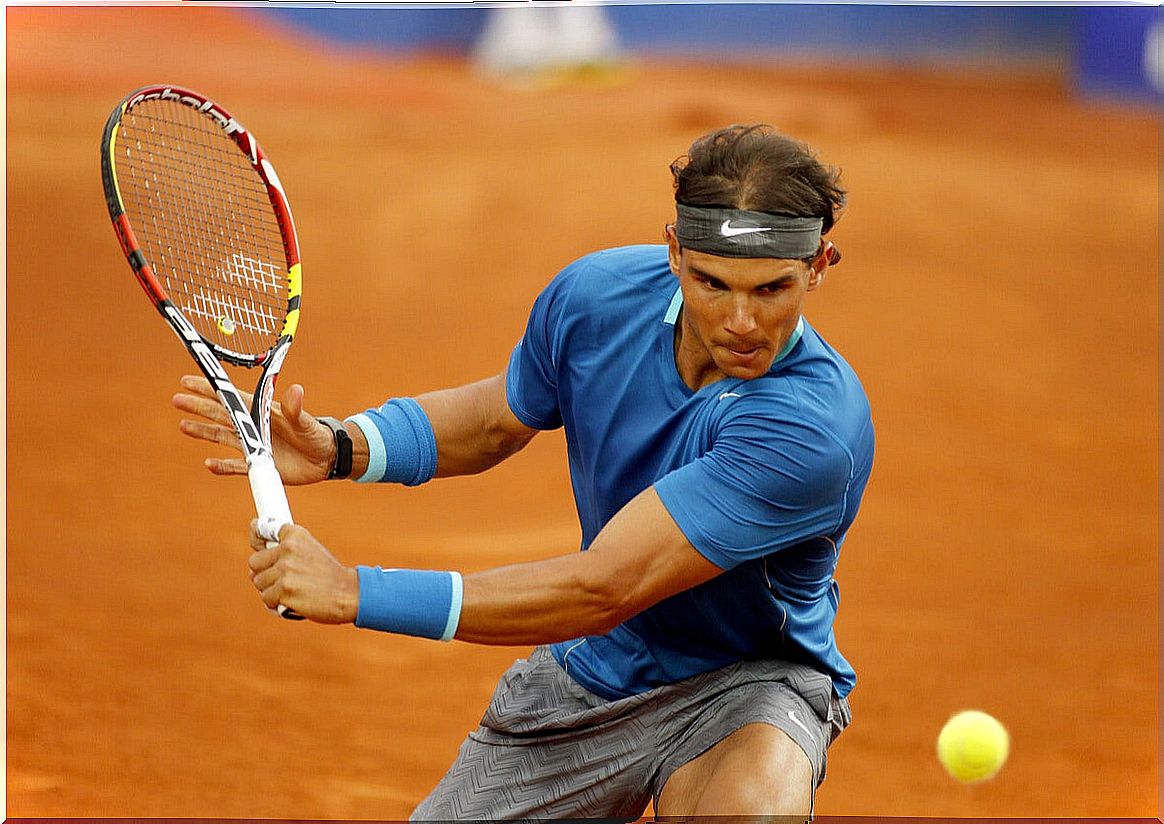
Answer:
[{"left": 411, "top": 646, "right": 850, "bottom": 820}]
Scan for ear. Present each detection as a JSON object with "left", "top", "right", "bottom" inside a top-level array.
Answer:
[
  {"left": 807, "top": 241, "right": 835, "bottom": 291},
  {"left": 665, "top": 224, "right": 682, "bottom": 277}
]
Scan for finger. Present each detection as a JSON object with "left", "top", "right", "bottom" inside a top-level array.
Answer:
[
  {"left": 252, "top": 564, "right": 281, "bottom": 594},
  {"left": 258, "top": 582, "right": 282, "bottom": 610},
  {"left": 178, "top": 374, "right": 216, "bottom": 397},
  {"left": 172, "top": 393, "right": 231, "bottom": 425},
  {"left": 204, "top": 456, "right": 248, "bottom": 476},
  {"left": 248, "top": 545, "right": 279, "bottom": 572},
  {"left": 249, "top": 518, "right": 270, "bottom": 551},
  {"left": 181, "top": 374, "right": 254, "bottom": 406},
  {"left": 179, "top": 419, "right": 242, "bottom": 450}
]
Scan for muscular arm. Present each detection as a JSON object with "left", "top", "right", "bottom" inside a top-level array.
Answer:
[
  {"left": 251, "top": 484, "right": 724, "bottom": 640},
  {"left": 344, "top": 370, "right": 539, "bottom": 480},
  {"left": 251, "top": 372, "right": 723, "bottom": 637},
  {"left": 456, "top": 485, "right": 722, "bottom": 644},
  {"left": 416, "top": 372, "right": 539, "bottom": 477}
]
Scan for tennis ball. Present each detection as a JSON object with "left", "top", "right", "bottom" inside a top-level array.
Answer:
[{"left": 936, "top": 710, "right": 1009, "bottom": 783}]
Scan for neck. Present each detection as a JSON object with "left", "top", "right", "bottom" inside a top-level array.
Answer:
[{"left": 672, "top": 311, "right": 720, "bottom": 392}]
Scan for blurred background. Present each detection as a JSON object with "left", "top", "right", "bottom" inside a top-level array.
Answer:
[
  {"left": 5, "top": 3, "right": 1158, "bottom": 821},
  {"left": 264, "top": 3, "right": 1162, "bottom": 104}
]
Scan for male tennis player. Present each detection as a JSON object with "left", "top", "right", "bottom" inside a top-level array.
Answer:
[{"left": 175, "top": 124, "right": 874, "bottom": 819}]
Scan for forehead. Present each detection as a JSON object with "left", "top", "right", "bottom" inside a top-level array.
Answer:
[{"left": 681, "top": 247, "right": 807, "bottom": 285}]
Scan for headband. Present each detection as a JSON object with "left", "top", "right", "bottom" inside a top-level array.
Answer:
[{"left": 674, "top": 204, "right": 823, "bottom": 259}]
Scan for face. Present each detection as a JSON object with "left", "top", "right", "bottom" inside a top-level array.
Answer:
[{"left": 666, "top": 225, "right": 827, "bottom": 391}]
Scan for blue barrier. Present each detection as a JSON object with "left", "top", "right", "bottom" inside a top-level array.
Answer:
[
  {"left": 262, "top": 5, "right": 1075, "bottom": 60},
  {"left": 263, "top": 5, "right": 1158, "bottom": 103},
  {"left": 1075, "top": 6, "right": 1162, "bottom": 103}
]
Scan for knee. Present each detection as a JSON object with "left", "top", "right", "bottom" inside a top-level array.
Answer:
[{"left": 720, "top": 768, "right": 810, "bottom": 817}]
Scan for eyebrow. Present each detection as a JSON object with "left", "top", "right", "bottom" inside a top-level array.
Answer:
[
  {"left": 757, "top": 275, "right": 797, "bottom": 290},
  {"left": 689, "top": 264, "right": 797, "bottom": 291}
]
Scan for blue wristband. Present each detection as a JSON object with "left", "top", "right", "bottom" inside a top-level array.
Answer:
[
  {"left": 355, "top": 566, "right": 463, "bottom": 641},
  {"left": 346, "top": 397, "right": 437, "bottom": 485}
]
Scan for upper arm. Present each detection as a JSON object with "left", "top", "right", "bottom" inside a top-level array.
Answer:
[
  {"left": 416, "top": 370, "right": 539, "bottom": 477},
  {"left": 453, "top": 483, "right": 721, "bottom": 645},
  {"left": 579, "top": 485, "right": 723, "bottom": 630},
  {"left": 505, "top": 260, "right": 586, "bottom": 431}
]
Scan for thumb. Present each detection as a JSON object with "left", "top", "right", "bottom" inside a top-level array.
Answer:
[{"left": 283, "top": 384, "right": 312, "bottom": 432}]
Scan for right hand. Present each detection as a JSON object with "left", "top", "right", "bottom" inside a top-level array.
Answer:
[{"left": 172, "top": 375, "right": 336, "bottom": 485}]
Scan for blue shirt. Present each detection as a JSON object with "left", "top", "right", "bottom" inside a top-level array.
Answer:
[{"left": 506, "top": 245, "right": 874, "bottom": 700}]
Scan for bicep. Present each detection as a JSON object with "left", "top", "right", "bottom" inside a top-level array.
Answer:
[
  {"left": 580, "top": 485, "right": 723, "bottom": 626},
  {"left": 416, "top": 370, "right": 538, "bottom": 477},
  {"left": 454, "top": 484, "right": 720, "bottom": 645}
]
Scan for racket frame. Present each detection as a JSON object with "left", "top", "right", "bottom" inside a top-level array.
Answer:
[{"left": 101, "top": 85, "right": 304, "bottom": 616}]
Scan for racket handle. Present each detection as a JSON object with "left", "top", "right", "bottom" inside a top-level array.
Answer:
[{"left": 248, "top": 453, "right": 304, "bottom": 621}]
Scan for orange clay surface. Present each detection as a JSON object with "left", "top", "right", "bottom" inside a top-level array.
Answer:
[{"left": 5, "top": 7, "right": 1158, "bottom": 819}]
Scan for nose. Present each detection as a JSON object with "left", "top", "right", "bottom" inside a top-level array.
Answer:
[{"left": 724, "top": 296, "right": 758, "bottom": 336}]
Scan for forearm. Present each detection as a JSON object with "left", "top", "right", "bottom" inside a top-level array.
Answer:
[
  {"left": 342, "top": 372, "right": 535, "bottom": 484},
  {"left": 454, "top": 553, "right": 629, "bottom": 645},
  {"left": 351, "top": 489, "right": 723, "bottom": 645},
  {"left": 415, "top": 374, "right": 535, "bottom": 477}
]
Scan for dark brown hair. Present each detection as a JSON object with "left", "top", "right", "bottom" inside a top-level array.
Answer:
[{"left": 671, "top": 124, "right": 846, "bottom": 235}]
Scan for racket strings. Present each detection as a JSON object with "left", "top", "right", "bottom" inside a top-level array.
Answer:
[{"left": 116, "top": 99, "right": 289, "bottom": 357}]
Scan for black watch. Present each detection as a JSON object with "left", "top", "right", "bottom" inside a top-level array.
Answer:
[{"left": 317, "top": 416, "right": 353, "bottom": 480}]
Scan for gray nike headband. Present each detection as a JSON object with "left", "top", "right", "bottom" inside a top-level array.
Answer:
[{"left": 674, "top": 204, "right": 823, "bottom": 259}]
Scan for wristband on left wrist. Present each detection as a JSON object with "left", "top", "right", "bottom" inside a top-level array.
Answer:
[{"left": 317, "top": 416, "right": 353, "bottom": 479}]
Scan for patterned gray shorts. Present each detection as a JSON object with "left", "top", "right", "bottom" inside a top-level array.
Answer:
[{"left": 411, "top": 646, "right": 850, "bottom": 820}]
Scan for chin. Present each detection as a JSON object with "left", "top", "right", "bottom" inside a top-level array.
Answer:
[{"left": 719, "top": 361, "right": 772, "bottom": 381}]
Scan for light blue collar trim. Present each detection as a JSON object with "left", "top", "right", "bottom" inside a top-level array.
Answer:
[
  {"left": 773, "top": 316, "right": 805, "bottom": 364},
  {"left": 664, "top": 286, "right": 684, "bottom": 325}
]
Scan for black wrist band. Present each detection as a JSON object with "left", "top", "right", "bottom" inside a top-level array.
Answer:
[{"left": 318, "top": 416, "right": 353, "bottom": 480}]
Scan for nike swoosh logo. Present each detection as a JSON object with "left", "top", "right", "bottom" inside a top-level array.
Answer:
[
  {"left": 721, "top": 220, "right": 773, "bottom": 237},
  {"left": 787, "top": 709, "right": 817, "bottom": 743},
  {"left": 718, "top": 391, "right": 742, "bottom": 400}
]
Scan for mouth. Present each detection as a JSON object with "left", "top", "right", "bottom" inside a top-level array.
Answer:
[{"left": 719, "top": 343, "right": 765, "bottom": 365}]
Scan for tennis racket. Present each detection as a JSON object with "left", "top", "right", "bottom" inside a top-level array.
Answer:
[{"left": 100, "top": 84, "right": 303, "bottom": 620}]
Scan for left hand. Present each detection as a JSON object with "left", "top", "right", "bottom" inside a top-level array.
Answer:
[{"left": 248, "top": 521, "right": 360, "bottom": 624}]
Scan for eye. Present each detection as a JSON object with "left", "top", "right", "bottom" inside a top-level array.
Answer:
[{"left": 700, "top": 275, "right": 728, "bottom": 291}]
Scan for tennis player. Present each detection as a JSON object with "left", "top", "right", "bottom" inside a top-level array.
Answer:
[{"left": 175, "top": 124, "right": 874, "bottom": 819}]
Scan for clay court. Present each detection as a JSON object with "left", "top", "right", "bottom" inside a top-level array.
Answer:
[{"left": 5, "top": 7, "right": 1158, "bottom": 819}]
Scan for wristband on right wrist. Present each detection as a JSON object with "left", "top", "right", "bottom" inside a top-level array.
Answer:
[{"left": 354, "top": 566, "right": 463, "bottom": 641}]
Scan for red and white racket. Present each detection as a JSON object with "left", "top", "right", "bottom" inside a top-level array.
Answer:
[{"left": 100, "top": 84, "right": 304, "bottom": 619}]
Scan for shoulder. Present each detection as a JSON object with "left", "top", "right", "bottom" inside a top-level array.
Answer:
[
  {"left": 712, "top": 332, "right": 874, "bottom": 482},
  {"left": 533, "top": 245, "right": 675, "bottom": 329},
  {"left": 550, "top": 244, "right": 673, "bottom": 300},
  {"left": 764, "top": 322, "right": 872, "bottom": 428}
]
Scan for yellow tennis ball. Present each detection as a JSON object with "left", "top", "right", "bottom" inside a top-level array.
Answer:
[{"left": 937, "top": 710, "right": 1009, "bottom": 783}]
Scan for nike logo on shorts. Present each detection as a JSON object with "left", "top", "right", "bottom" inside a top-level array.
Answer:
[{"left": 787, "top": 709, "right": 817, "bottom": 744}]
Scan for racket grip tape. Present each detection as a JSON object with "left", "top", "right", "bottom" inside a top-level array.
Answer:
[{"left": 248, "top": 453, "right": 304, "bottom": 621}]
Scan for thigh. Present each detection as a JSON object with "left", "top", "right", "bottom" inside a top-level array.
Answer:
[
  {"left": 651, "top": 659, "right": 851, "bottom": 810},
  {"left": 411, "top": 647, "right": 655, "bottom": 821},
  {"left": 656, "top": 722, "right": 812, "bottom": 817}
]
